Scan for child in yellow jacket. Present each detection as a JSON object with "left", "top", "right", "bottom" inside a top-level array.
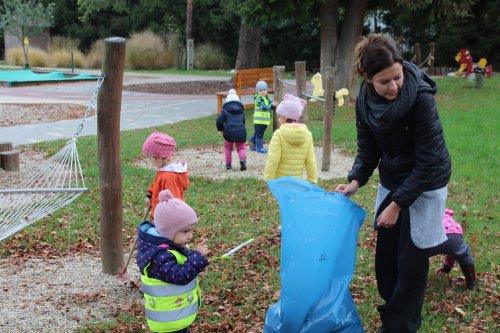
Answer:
[{"left": 264, "top": 94, "right": 318, "bottom": 183}]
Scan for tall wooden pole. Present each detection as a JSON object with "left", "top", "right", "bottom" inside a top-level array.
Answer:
[
  {"left": 97, "top": 37, "right": 126, "bottom": 275},
  {"left": 295, "top": 61, "right": 308, "bottom": 124},
  {"left": 272, "top": 66, "right": 285, "bottom": 132},
  {"left": 186, "top": 0, "right": 194, "bottom": 70},
  {"left": 321, "top": 67, "right": 335, "bottom": 171},
  {"left": 429, "top": 42, "right": 435, "bottom": 75}
]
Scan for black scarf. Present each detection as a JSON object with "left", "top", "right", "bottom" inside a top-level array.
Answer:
[{"left": 357, "top": 61, "right": 437, "bottom": 132}]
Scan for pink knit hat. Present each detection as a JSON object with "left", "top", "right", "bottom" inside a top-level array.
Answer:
[
  {"left": 276, "top": 94, "right": 307, "bottom": 121},
  {"left": 154, "top": 190, "right": 198, "bottom": 240},
  {"left": 142, "top": 131, "right": 176, "bottom": 159}
]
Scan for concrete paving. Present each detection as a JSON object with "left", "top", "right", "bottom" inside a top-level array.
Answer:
[{"left": 0, "top": 73, "right": 233, "bottom": 147}]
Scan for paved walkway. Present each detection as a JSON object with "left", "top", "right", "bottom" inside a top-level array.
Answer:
[{"left": 0, "top": 72, "right": 234, "bottom": 146}]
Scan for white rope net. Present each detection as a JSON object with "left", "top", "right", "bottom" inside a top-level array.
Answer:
[{"left": 0, "top": 74, "right": 104, "bottom": 242}]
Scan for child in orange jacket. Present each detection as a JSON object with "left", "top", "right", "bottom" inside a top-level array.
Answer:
[{"left": 142, "top": 131, "right": 190, "bottom": 218}]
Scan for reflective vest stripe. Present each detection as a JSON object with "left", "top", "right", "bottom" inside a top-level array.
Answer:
[
  {"left": 145, "top": 303, "right": 198, "bottom": 322},
  {"left": 140, "top": 278, "right": 197, "bottom": 297}
]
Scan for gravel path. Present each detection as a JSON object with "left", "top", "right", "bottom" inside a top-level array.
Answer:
[
  {"left": 0, "top": 103, "right": 89, "bottom": 127},
  {"left": 0, "top": 254, "right": 142, "bottom": 333},
  {"left": 136, "top": 145, "right": 354, "bottom": 181}
]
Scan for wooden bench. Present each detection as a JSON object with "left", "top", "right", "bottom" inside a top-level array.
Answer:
[{"left": 216, "top": 67, "right": 275, "bottom": 113}]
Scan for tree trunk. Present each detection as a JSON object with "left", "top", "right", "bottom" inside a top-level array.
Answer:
[
  {"left": 186, "top": 0, "right": 193, "bottom": 39},
  {"left": 22, "top": 42, "right": 29, "bottom": 69},
  {"left": 319, "top": 0, "right": 338, "bottom": 77},
  {"left": 235, "top": 17, "right": 262, "bottom": 69},
  {"left": 334, "top": 0, "right": 368, "bottom": 99}
]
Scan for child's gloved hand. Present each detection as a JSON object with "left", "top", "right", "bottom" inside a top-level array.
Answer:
[
  {"left": 196, "top": 239, "right": 210, "bottom": 256},
  {"left": 272, "top": 101, "right": 279, "bottom": 107}
]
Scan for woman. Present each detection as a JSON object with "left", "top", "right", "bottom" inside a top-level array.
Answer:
[{"left": 336, "top": 34, "right": 451, "bottom": 332}]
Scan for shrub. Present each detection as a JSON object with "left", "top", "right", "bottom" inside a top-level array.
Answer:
[
  {"left": 51, "top": 36, "right": 80, "bottom": 52},
  {"left": 84, "top": 39, "right": 104, "bottom": 69},
  {"left": 51, "top": 49, "right": 84, "bottom": 68},
  {"left": 194, "top": 43, "right": 229, "bottom": 70},
  {"left": 6, "top": 46, "right": 49, "bottom": 67},
  {"left": 126, "top": 30, "right": 173, "bottom": 70}
]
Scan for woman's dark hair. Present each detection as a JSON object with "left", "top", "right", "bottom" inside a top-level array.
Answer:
[{"left": 354, "top": 34, "right": 403, "bottom": 79}]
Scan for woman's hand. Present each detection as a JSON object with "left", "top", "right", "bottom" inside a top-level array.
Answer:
[
  {"left": 376, "top": 201, "right": 401, "bottom": 228},
  {"left": 335, "top": 180, "right": 360, "bottom": 196}
]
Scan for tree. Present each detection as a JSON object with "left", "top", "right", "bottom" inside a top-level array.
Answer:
[{"left": 0, "top": 0, "right": 55, "bottom": 68}]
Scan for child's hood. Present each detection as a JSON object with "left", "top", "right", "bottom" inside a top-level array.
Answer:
[
  {"left": 223, "top": 100, "right": 244, "bottom": 115},
  {"left": 279, "top": 123, "right": 311, "bottom": 146},
  {"left": 158, "top": 161, "right": 188, "bottom": 173},
  {"left": 137, "top": 221, "right": 182, "bottom": 271}
]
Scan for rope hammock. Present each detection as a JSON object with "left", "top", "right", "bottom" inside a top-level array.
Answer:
[{"left": 0, "top": 74, "right": 105, "bottom": 242}]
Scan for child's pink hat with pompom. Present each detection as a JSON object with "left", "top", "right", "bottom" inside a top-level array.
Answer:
[
  {"left": 142, "top": 131, "right": 176, "bottom": 159},
  {"left": 276, "top": 94, "right": 307, "bottom": 121},
  {"left": 154, "top": 189, "right": 198, "bottom": 239}
]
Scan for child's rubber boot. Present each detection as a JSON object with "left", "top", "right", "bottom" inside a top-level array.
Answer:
[
  {"left": 226, "top": 163, "right": 232, "bottom": 170},
  {"left": 459, "top": 263, "right": 478, "bottom": 290},
  {"left": 437, "top": 255, "right": 455, "bottom": 275},
  {"left": 249, "top": 136, "right": 256, "bottom": 151},
  {"left": 240, "top": 160, "right": 247, "bottom": 171},
  {"left": 256, "top": 139, "right": 267, "bottom": 154}
]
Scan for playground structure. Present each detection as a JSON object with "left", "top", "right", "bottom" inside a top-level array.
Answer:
[
  {"left": 273, "top": 62, "right": 348, "bottom": 172},
  {"left": 0, "top": 69, "right": 99, "bottom": 87},
  {"left": 454, "top": 48, "right": 494, "bottom": 88},
  {"left": 411, "top": 42, "right": 436, "bottom": 75}
]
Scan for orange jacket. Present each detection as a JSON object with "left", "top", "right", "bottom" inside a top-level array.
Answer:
[{"left": 147, "top": 162, "right": 190, "bottom": 217}]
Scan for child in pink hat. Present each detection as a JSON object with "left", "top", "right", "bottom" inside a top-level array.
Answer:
[
  {"left": 264, "top": 94, "right": 318, "bottom": 183},
  {"left": 427, "top": 208, "right": 477, "bottom": 289},
  {"left": 142, "top": 131, "right": 190, "bottom": 217},
  {"left": 136, "top": 189, "right": 209, "bottom": 332}
]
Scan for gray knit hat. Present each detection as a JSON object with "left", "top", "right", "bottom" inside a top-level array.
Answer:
[{"left": 256, "top": 80, "right": 268, "bottom": 92}]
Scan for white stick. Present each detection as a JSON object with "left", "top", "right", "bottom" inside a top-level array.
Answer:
[{"left": 221, "top": 238, "right": 254, "bottom": 258}]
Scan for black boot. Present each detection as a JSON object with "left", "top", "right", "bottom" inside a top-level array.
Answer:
[
  {"left": 226, "top": 163, "right": 232, "bottom": 170},
  {"left": 459, "top": 263, "right": 478, "bottom": 290},
  {"left": 240, "top": 160, "right": 247, "bottom": 171}
]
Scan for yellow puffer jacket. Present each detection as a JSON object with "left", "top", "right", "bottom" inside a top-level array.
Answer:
[{"left": 264, "top": 123, "right": 318, "bottom": 183}]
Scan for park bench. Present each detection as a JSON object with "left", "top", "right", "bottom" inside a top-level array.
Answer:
[{"left": 216, "top": 67, "right": 274, "bottom": 113}]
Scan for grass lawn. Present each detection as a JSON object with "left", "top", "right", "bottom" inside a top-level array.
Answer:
[{"left": 3, "top": 75, "right": 498, "bottom": 332}]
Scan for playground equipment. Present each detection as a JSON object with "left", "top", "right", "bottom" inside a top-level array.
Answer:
[
  {"left": 273, "top": 63, "right": 348, "bottom": 173},
  {"left": 0, "top": 75, "right": 104, "bottom": 242},
  {"left": 454, "top": 48, "right": 494, "bottom": 88}
]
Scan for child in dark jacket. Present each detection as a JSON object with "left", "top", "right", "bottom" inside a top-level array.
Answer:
[
  {"left": 137, "top": 189, "right": 209, "bottom": 333},
  {"left": 216, "top": 89, "right": 247, "bottom": 171}
]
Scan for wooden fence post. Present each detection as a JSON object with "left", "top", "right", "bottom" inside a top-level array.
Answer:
[
  {"left": 415, "top": 43, "right": 421, "bottom": 65},
  {"left": 273, "top": 65, "right": 285, "bottom": 132},
  {"left": 429, "top": 42, "right": 435, "bottom": 75},
  {"left": 97, "top": 37, "right": 126, "bottom": 275},
  {"left": 295, "top": 61, "right": 308, "bottom": 124},
  {"left": 321, "top": 67, "right": 335, "bottom": 172}
]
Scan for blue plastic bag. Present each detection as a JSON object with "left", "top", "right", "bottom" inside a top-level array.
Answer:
[{"left": 263, "top": 177, "right": 366, "bottom": 333}]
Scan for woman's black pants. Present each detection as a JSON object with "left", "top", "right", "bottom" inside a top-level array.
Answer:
[{"left": 375, "top": 196, "right": 429, "bottom": 333}]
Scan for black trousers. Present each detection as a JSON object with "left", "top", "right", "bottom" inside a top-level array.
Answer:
[{"left": 375, "top": 195, "right": 429, "bottom": 333}]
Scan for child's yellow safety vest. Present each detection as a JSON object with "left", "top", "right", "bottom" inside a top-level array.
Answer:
[{"left": 140, "top": 249, "right": 201, "bottom": 332}]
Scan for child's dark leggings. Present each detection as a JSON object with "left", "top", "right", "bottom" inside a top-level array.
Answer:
[
  {"left": 253, "top": 124, "right": 267, "bottom": 140},
  {"left": 425, "top": 233, "right": 474, "bottom": 266}
]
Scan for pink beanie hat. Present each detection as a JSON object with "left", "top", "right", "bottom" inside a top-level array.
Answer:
[
  {"left": 276, "top": 94, "right": 307, "bottom": 121},
  {"left": 142, "top": 131, "right": 176, "bottom": 159},
  {"left": 154, "top": 190, "right": 198, "bottom": 240}
]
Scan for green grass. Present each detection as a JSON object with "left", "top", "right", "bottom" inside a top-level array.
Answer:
[
  {"left": 5, "top": 76, "right": 499, "bottom": 332},
  {"left": 127, "top": 67, "right": 233, "bottom": 77}
]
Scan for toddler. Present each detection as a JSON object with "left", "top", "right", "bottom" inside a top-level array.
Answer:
[
  {"left": 137, "top": 189, "right": 209, "bottom": 333},
  {"left": 249, "top": 80, "right": 279, "bottom": 153},
  {"left": 264, "top": 94, "right": 317, "bottom": 183},
  {"left": 216, "top": 89, "right": 247, "bottom": 171},
  {"left": 142, "top": 131, "right": 189, "bottom": 217},
  {"left": 430, "top": 208, "right": 477, "bottom": 289}
]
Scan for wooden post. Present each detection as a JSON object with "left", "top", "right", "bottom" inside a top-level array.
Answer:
[
  {"left": 186, "top": 39, "right": 194, "bottom": 70},
  {"left": 295, "top": 61, "right": 308, "bottom": 124},
  {"left": 186, "top": 0, "right": 194, "bottom": 70},
  {"left": 0, "top": 142, "right": 13, "bottom": 152},
  {"left": 321, "top": 67, "right": 335, "bottom": 172},
  {"left": 97, "top": 37, "right": 126, "bottom": 275},
  {"left": 415, "top": 43, "right": 421, "bottom": 65},
  {"left": 1, "top": 151, "right": 19, "bottom": 171},
  {"left": 429, "top": 42, "right": 435, "bottom": 75},
  {"left": 272, "top": 65, "right": 285, "bottom": 132}
]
